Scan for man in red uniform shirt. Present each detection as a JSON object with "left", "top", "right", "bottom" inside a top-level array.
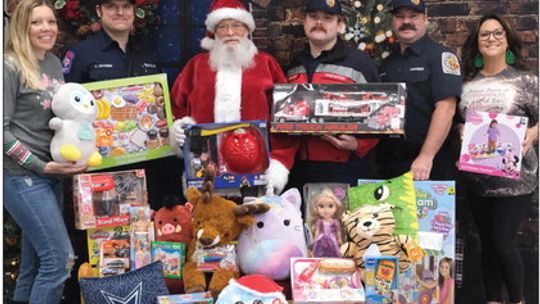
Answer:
[{"left": 266, "top": 0, "right": 380, "bottom": 194}]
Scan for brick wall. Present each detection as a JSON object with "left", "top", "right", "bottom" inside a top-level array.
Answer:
[{"left": 251, "top": 0, "right": 539, "bottom": 70}]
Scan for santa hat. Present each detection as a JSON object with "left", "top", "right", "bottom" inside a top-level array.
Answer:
[{"left": 201, "top": 0, "right": 256, "bottom": 50}]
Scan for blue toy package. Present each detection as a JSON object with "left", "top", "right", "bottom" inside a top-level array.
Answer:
[
  {"left": 364, "top": 256, "right": 399, "bottom": 304},
  {"left": 182, "top": 120, "right": 269, "bottom": 189}
]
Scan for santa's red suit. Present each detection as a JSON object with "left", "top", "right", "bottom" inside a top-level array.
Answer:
[{"left": 171, "top": 52, "right": 287, "bottom": 123}]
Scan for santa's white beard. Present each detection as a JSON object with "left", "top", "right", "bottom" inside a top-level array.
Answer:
[{"left": 209, "top": 36, "right": 257, "bottom": 72}]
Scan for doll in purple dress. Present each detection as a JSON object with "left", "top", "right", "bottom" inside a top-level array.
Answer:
[{"left": 309, "top": 188, "right": 344, "bottom": 257}]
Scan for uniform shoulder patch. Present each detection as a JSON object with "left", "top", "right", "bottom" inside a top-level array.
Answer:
[
  {"left": 441, "top": 51, "right": 461, "bottom": 76},
  {"left": 62, "top": 50, "right": 75, "bottom": 74}
]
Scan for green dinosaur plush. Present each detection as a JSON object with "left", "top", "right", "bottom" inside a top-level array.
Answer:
[{"left": 348, "top": 172, "right": 418, "bottom": 240}]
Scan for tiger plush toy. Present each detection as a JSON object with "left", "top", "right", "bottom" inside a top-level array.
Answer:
[{"left": 340, "top": 203, "right": 411, "bottom": 273}]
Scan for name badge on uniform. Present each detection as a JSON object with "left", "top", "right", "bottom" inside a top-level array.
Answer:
[
  {"left": 409, "top": 67, "right": 425, "bottom": 72},
  {"left": 441, "top": 52, "right": 461, "bottom": 76},
  {"left": 142, "top": 63, "right": 157, "bottom": 69},
  {"left": 94, "top": 63, "right": 114, "bottom": 69}
]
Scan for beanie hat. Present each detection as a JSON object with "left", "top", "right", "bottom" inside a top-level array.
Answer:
[{"left": 201, "top": 0, "right": 256, "bottom": 50}]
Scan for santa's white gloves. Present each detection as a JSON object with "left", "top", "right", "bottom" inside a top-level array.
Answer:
[
  {"left": 170, "top": 117, "right": 196, "bottom": 157},
  {"left": 265, "top": 159, "right": 289, "bottom": 195}
]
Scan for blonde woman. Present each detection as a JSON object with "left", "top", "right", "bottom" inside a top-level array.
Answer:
[{"left": 4, "top": 1, "right": 86, "bottom": 303}]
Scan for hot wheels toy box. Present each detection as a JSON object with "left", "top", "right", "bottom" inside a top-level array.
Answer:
[
  {"left": 291, "top": 257, "right": 365, "bottom": 303},
  {"left": 183, "top": 120, "right": 269, "bottom": 189},
  {"left": 82, "top": 74, "right": 175, "bottom": 171},
  {"left": 73, "top": 169, "right": 148, "bottom": 229},
  {"left": 271, "top": 83, "right": 406, "bottom": 135}
]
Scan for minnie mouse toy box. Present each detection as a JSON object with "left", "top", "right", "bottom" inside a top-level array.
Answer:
[
  {"left": 458, "top": 111, "right": 528, "bottom": 179},
  {"left": 182, "top": 120, "right": 270, "bottom": 189}
]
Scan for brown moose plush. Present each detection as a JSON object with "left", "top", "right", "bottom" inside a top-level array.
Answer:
[{"left": 183, "top": 168, "right": 269, "bottom": 297}]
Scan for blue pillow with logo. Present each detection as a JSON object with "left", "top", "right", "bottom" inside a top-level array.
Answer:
[{"left": 80, "top": 261, "right": 169, "bottom": 304}]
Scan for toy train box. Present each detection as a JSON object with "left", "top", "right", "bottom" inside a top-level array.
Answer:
[
  {"left": 82, "top": 73, "right": 175, "bottom": 171},
  {"left": 151, "top": 241, "right": 185, "bottom": 279},
  {"left": 157, "top": 291, "right": 213, "bottom": 304},
  {"left": 271, "top": 83, "right": 406, "bottom": 135},
  {"left": 73, "top": 169, "right": 148, "bottom": 229},
  {"left": 291, "top": 257, "right": 365, "bottom": 303},
  {"left": 458, "top": 111, "right": 528, "bottom": 179},
  {"left": 183, "top": 120, "right": 269, "bottom": 189}
]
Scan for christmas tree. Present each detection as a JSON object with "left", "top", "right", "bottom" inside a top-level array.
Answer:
[
  {"left": 4, "top": 210, "right": 21, "bottom": 301},
  {"left": 340, "top": 0, "right": 395, "bottom": 63}
]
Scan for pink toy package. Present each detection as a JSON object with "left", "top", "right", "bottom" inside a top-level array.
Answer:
[
  {"left": 291, "top": 257, "right": 365, "bottom": 303},
  {"left": 458, "top": 111, "right": 528, "bottom": 179}
]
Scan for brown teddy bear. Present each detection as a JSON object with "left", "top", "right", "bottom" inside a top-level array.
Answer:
[{"left": 183, "top": 167, "right": 269, "bottom": 297}]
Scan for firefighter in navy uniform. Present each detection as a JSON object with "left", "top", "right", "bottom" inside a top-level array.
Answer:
[
  {"left": 265, "top": 0, "right": 380, "bottom": 194},
  {"left": 62, "top": 0, "right": 160, "bottom": 83},
  {"left": 377, "top": 0, "right": 462, "bottom": 181}
]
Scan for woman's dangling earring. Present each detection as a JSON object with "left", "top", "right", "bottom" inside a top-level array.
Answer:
[
  {"left": 474, "top": 54, "right": 484, "bottom": 68},
  {"left": 505, "top": 49, "right": 516, "bottom": 65}
]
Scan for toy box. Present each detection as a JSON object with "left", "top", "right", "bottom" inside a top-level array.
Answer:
[
  {"left": 82, "top": 74, "right": 174, "bottom": 171},
  {"left": 130, "top": 206, "right": 154, "bottom": 270},
  {"left": 357, "top": 179, "right": 456, "bottom": 304},
  {"left": 73, "top": 169, "right": 148, "bottom": 229},
  {"left": 86, "top": 225, "right": 130, "bottom": 277},
  {"left": 98, "top": 239, "right": 130, "bottom": 277},
  {"left": 458, "top": 111, "right": 528, "bottom": 179},
  {"left": 303, "top": 183, "right": 349, "bottom": 257},
  {"left": 364, "top": 256, "right": 399, "bottom": 304},
  {"left": 291, "top": 257, "right": 365, "bottom": 303},
  {"left": 271, "top": 83, "right": 406, "bottom": 135},
  {"left": 151, "top": 241, "right": 186, "bottom": 279},
  {"left": 183, "top": 121, "right": 269, "bottom": 189},
  {"left": 157, "top": 291, "right": 213, "bottom": 304}
]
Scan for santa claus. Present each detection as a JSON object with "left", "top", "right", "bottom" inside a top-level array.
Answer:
[
  {"left": 170, "top": 0, "right": 288, "bottom": 129},
  {"left": 170, "top": 0, "right": 291, "bottom": 194}
]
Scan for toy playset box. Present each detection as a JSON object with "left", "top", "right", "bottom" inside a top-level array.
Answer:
[
  {"left": 290, "top": 257, "right": 365, "bottom": 303},
  {"left": 151, "top": 241, "right": 186, "bottom": 279},
  {"left": 357, "top": 179, "right": 456, "bottom": 304},
  {"left": 130, "top": 206, "right": 154, "bottom": 270},
  {"left": 73, "top": 169, "right": 148, "bottom": 229},
  {"left": 183, "top": 120, "right": 270, "bottom": 189},
  {"left": 157, "top": 291, "right": 213, "bottom": 304},
  {"left": 82, "top": 73, "right": 175, "bottom": 171},
  {"left": 271, "top": 83, "right": 406, "bottom": 135},
  {"left": 458, "top": 111, "right": 528, "bottom": 179}
]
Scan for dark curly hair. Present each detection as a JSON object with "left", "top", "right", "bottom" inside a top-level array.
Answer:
[{"left": 462, "top": 14, "right": 527, "bottom": 81}]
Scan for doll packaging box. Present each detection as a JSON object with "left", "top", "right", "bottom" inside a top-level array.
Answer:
[
  {"left": 82, "top": 73, "right": 175, "bottom": 171},
  {"left": 130, "top": 205, "right": 154, "bottom": 270},
  {"left": 73, "top": 169, "right": 148, "bottom": 229},
  {"left": 151, "top": 241, "right": 186, "bottom": 279},
  {"left": 303, "top": 183, "right": 349, "bottom": 258},
  {"left": 458, "top": 111, "right": 528, "bottom": 179},
  {"left": 291, "top": 257, "right": 365, "bottom": 303},
  {"left": 183, "top": 120, "right": 270, "bottom": 189},
  {"left": 271, "top": 83, "right": 406, "bottom": 135},
  {"left": 157, "top": 291, "right": 213, "bottom": 304}
]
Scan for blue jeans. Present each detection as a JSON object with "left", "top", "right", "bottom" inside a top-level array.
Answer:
[{"left": 4, "top": 172, "right": 75, "bottom": 304}]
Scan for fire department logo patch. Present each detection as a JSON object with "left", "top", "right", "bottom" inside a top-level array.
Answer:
[{"left": 442, "top": 52, "right": 461, "bottom": 76}]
